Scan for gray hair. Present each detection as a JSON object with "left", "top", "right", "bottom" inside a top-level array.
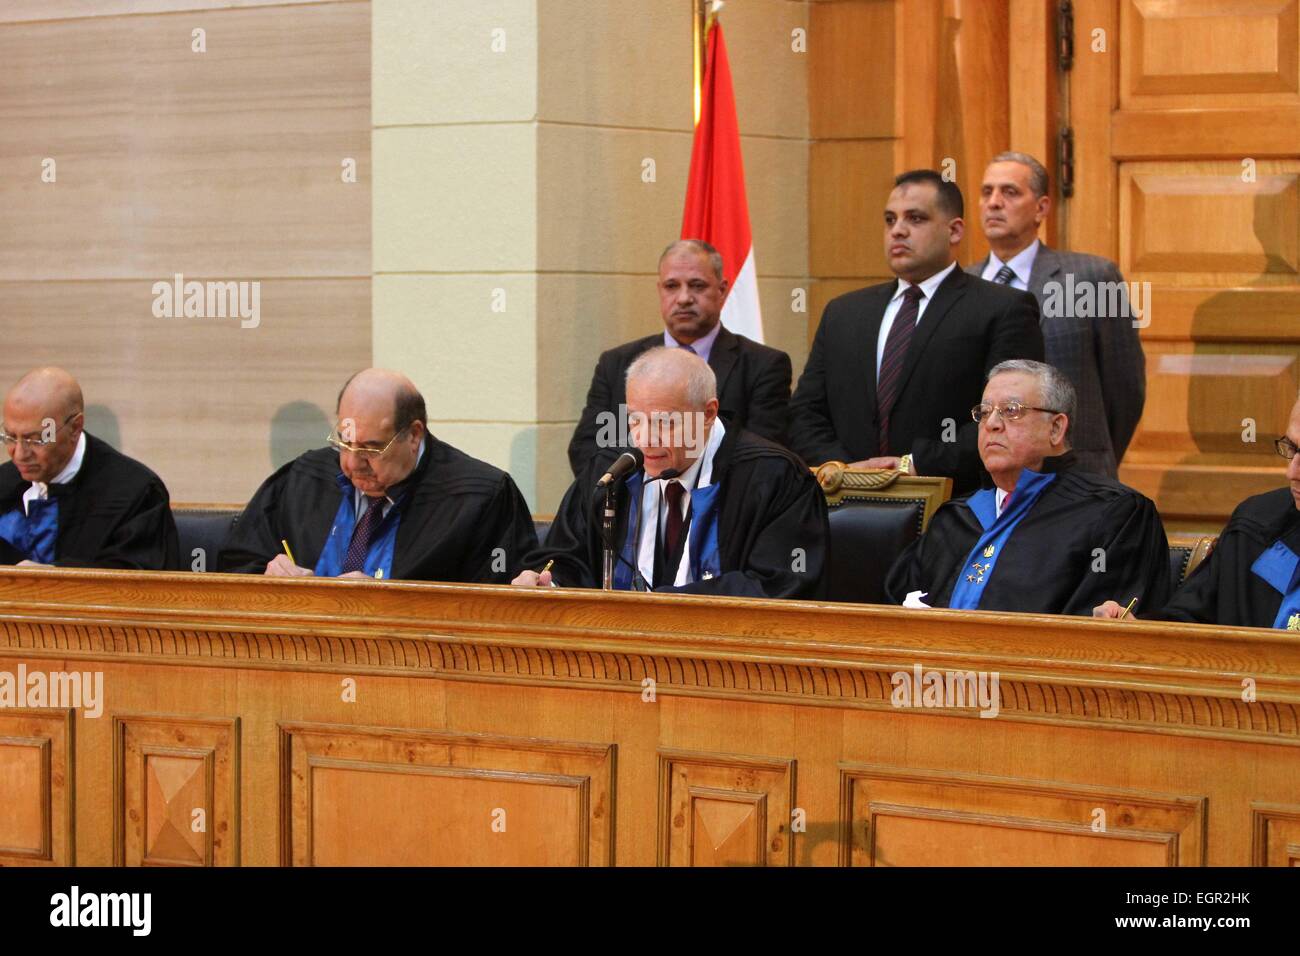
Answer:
[
  {"left": 990, "top": 151, "right": 1050, "bottom": 198},
  {"left": 626, "top": 346, "right": 717, "bottom": 409},
  {"left": 659, "top": 239, "right": 725, "bottom": 282},
  {"left": 987, "top": 359, "right": 1076, "bottom": 439}
]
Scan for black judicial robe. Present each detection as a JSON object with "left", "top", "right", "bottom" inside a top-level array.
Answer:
[
  {"left": 218, "top": 435, "right": 537, "bottom": 582},
  {"left": 528, "top": 426, "right": 829, "bottom": 599},
  {"left": 884, "top": 453, "right": 1172, "bottom": 616},
  {"left": 1149, "top": 488, "right": 1299, "bottom": 628},
  {"left": 0, "top": 432, "right": 179, "bottom": 570}
]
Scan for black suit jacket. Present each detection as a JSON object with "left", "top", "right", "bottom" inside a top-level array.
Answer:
[
  {"left": 567, "top": 325, "right": 792, "bottom": 476},
  {"left": 789, "top": 266, "right": 1044, "bottom": 494}
]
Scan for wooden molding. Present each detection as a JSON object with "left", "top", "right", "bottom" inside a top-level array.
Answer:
[{"left": 2, "top": 570, "right": 1300, "bottom": 750}]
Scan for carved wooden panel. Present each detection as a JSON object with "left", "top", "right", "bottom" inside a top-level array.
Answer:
[
  {"left": 0, "top": 709, "right": 73, "bottom": 866},
  {"left": 1252, "top": 803, "right": 1300, "bottom": 865},
  {"left": 840, "top": 764, "right": 1206, "bottom": 867},
  {"left": 1122, "top": 0, "right": 1300, "bottom": 109},
  {"left": 280, "top": 723, "right": 616, "bottom": 866},
  {"left": 657, "top": 749, "right": 795, "bottom": 866},
  {"left": 114, "top": 715, "right": 239, "bottom": 866},
  {"left": 1120, "top": 163, "right": 1299, "bottom": 281}
]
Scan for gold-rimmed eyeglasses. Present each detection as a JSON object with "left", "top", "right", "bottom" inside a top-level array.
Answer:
[
  {"left": 1275, "top": 436, "right": 1299, "bottom": 461},
  {"left": 971, "top": 401, "right": 1063, "bottom": 424},
  {"left": 326, "top": 424, "right": 411, "bottom": 460},
  {"left": 0, "top": 411, "right": 81, "bottom": 450}
]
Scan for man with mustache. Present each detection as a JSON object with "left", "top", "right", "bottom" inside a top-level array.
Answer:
[
  {"left": 969, "top": 152, "right": 1146, "bottom": 478},
  {"left": 220, "top": 368, "right": 536, "bottom": 582},
  {"left": 0, "top": 367, "right": 178, "bottom": 569},
  {"left": 790, "top": 169, "right": 1045, "bottom": 495},
  {"left": 517, "top": 347, "right": 827, "bottom": 598},
  {"left": 1095, "top": 393, "right": 1300, "bottom": 629},
  {"left": 566, "top": 239, "right": 792, "bottom": 476},
  {"left": 886, "top": 360, "right": 1170, "bottom": 614}
]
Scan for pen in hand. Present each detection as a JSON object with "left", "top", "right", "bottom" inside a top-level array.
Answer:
[{"left": 1117, "top": 596, "right": 1138, "bottom": 620}]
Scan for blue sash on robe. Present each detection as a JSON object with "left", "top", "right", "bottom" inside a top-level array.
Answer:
[
  {"left": 1249, "top": 539, "right": 1300, "bottom": 631},
  {"left": 0, "top": 498, "right": 59, "bottom": 564},
  {"left": 614, "top": 473, "right": 723, "bottom": 590},
  {"left": 313, "top": 475, "right": 401, "bottom": 578},
  {"left": 947, "top": 468, "right": 1057, "bottom": 610}
]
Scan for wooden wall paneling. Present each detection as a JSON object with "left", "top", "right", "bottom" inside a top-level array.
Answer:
[
  {"left": 1008, "top": 0, "right": 1060, "bottom": 248},
  {"left": 280, "top": 722, "right": 616, "bottom": 866},
  {"left": 113, "top": 714, "right": 239, "bottom": 866},
  {"left": 1251, "top": 803, "right": 1300, "bottom": 866},
  {"left": 0, "top": 709, "right": 75, "bottom": 866},
  {"left": 1068, "top": 0, "right": 1120, "bottom": 261},
  {"left": 840, "top": 764, "right": 1206, "bottom": 866},
  {"left": 657, "top": 749, "right": 795, "bottom": 866}
]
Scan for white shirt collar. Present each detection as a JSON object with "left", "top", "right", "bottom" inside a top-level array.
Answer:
[
  {"left": 23, "top": 432, "right": 87, "bottom": 515},
  {"left": 891, "top": 260, "right": 958, "bottom": 303},
  {"left": 986, "top": 239, "right": 1040, "bottom": 286}
]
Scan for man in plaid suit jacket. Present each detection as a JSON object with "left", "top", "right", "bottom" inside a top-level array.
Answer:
[{"left": 968, "top": 152, "right": 1146, "bottom": 478}]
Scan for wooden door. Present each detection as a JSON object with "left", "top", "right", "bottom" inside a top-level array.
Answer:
[{"left": 1069, "top": 0, "right": 1300, "bottom": 528}]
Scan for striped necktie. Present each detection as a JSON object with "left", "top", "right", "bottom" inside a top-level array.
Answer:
[
  {"left": 992, "top": 264, "right": 1016, "bottom": 285},
  {"left": 876, "top": 285, "right": 924, "bottom": 455}
]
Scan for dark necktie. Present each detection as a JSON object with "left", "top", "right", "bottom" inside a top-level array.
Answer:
[
  {"left": 992, "top": 264, "right": 1016, "bottom": 285},
  {"left": 876, "top": 285, "right": 925, "bottom": 456},
  {"left": 681, "top": 343, "right": 697, "bottom": 355},
  {"left": 341, "top": 496, "right": 384, "bottom": 574},
  {"left": 663, "top": 480, "right": 686, "bottom": 575}
]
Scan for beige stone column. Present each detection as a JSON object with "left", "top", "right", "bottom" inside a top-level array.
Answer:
[{"left": 374, "top": 0, "right": 809, "bottom": 513}]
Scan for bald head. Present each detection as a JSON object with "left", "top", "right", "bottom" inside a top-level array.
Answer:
[
  {"left": 334, "top": 368, "right": 427, "bottom": 498},
  {"left": 625, "top": 347, "right": 719, "bottom": 478},
  {"left": 626, "top": 346, "right": 717, "bottom": 410},
  {"left": 3, "top": 367, "right": 86, "bottom": 483},
  {"left": 6, "top": 367, "right": 83, "bottom": 422}
]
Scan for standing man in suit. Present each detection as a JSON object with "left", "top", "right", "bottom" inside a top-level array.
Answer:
[
  {"left": 969, "top": 151, "right": 1146, "bottom": 477},
  {"left": 567, "top": 239, "right": 792, "bottom": 476},
  {"left": 790, "top": 170, "right": 1044, "bottom": 495}
]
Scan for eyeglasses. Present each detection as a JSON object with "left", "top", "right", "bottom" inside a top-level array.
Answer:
[
  {"left": 971, "top": 401, "right": 1063, "bottom": 424},
  {"left": 0, "top": 412, "right": 81, "bottom": 450},
  {"left": 1275, "top": 436, "right": 1300, "bottom": 461},
  {"left": 326, "top": 424, "right": 411, "bottom": 460}
]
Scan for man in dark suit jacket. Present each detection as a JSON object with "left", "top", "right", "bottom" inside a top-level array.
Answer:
[
  {"left": 567, "top": 239, "right": 792, "bottom": 476},
  {"left": 790, "top": 170, "right": 1045, "bottom": 495},
  {"left": 968, "top": 151, "right": 1146, "bottom": 478}
]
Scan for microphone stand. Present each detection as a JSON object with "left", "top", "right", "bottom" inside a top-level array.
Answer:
[{"left": 601, "top": 481, "right": 617, "bottom": 591}]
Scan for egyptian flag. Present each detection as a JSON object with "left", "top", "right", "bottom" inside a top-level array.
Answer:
[{"left": 681, "top": 19, "right": 763, "bottom": 342}]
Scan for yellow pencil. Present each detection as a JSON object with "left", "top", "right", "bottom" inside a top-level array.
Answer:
[
  {"left": 1117, "top": 596, "right": 1138, "bottom": 620},
  {"left": 281, "top": 539, "right": 296, "bottom": 565}
]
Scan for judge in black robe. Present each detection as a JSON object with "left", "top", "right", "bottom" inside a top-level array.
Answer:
[
  {"left": 515, "top": 348, "right": 828, "bottom": 599},
  {"left": 219, "top": 369, "right": 536, "bottom": 583},
  {"left": 1144, "top": 488, "right": 1300, "bottom": 629},
  {"left": 0, "top": 433, "right": 179, "bottom": 570},
  {"left": 0, "top": 367, "right": 178, "bottom": 570},
  {"left": 886, "top": 360, "right": 1171, "bottom": 616},
  {"left": 1095, "top": 401, "right": 1300, "bottom": 629}
]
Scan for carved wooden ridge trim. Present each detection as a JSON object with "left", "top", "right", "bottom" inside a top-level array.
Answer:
[{"left": 3, "top": 616, "right": 1298, "bottom": 745}]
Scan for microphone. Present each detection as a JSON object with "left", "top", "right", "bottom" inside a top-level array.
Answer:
[
  {"left": 654, "top": 468, "right": 682, "bottom": 481},
  {"left": 596, "top": 449, "right": 644, "bottom": 488}
]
